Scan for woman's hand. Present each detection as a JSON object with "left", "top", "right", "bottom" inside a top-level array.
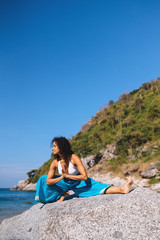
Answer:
[
  {"left": 62, "top": 172, "right": 69, "bottom": 179},
  {"left": 62, "top": 165, "right": 69, "bottom": 178},
  {"left": 62, "top": 167, "right": 69, "bottom": 178}
]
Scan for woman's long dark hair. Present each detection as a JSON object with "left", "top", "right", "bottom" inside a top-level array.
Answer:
[{"left": 51, "top": 137, "right": 74, "bottom": 163}]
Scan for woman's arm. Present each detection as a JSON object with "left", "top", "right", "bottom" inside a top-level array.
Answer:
[
  {"left": 63, "top": 154, "right": 88, "bottom": 181},
  {"left": 46, "top": 160, "right": 63, "bottom": 186}
]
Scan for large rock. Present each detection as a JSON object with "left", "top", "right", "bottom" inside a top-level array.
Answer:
[
  {"left": 17, "top": 179, "right": 29, "bottom": 190},
  {"left": 11, "top": 179, "right": 36, "bottom": 191},
  {"left": 0, "top": 187, "right": 160, "bottom": 240},
  {"left": 11, "top": 178, "right": 30, "bottom": 191}
]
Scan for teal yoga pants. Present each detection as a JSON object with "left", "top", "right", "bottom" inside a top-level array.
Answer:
[{"left": 35, "top": 175, "right": 113, "bottom": 203}]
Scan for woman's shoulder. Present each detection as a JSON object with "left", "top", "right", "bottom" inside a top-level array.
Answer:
[
  {"left": 71, "top": 153, "right": 78, "bottom": 160},
  {"left": 51, "top": 158, "right": 58, "bottom": 168},
  {"left": 71, "top": 154, "right": 82, "bottom": 164}
]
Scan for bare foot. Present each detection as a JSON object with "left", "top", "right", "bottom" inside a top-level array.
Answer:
[
  {"left": 56, "top": 192, "right": 69, "bottom": 203},
  {"left": 120, "top": 176, "right": 133, "bottom": 194}
]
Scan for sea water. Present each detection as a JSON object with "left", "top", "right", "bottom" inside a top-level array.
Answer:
[{"left": 0, "top": 188, "right": 36, "bottom": 223}]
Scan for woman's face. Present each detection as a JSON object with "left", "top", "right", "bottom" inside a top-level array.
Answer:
[{"left": 52, "top": 141, "right": 60, "bottom": 155}]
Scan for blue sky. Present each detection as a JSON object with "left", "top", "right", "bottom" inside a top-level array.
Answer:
[{"left": 0, "top": 0, "right": 160, "bottom": 187}]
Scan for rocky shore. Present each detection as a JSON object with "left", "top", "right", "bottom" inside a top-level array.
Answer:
[
  {"left": 11, "top": 169, "right": 160, "bottom": 193},
  {"left": 0, "top": 187, "right": 160, "bottom": 240}
]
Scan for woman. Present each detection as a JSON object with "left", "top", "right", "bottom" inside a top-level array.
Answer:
[{"left": 35, "top": 137, "right": 133, "bottom": 203}]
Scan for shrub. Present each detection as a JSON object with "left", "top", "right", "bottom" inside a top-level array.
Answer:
[
  {"left": 142, "top": 82, "right": 151, "bottom": 90},
  {"left": 108, "top": 100, "right": 114, "bottom": 106}
]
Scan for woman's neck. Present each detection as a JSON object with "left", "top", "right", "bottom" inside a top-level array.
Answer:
[
  {"left": 59, "top": 155, "right": 70, "bottom": 162},
  {"left": 59, "top": 155, "right": 66, "bottom": 161}
]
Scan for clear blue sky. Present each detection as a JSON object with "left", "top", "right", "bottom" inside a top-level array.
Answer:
[{"left": 0, "top": 0, "right": 160, "bottom": 187}]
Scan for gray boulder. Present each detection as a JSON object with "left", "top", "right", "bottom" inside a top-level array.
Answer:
[
  {"left": 0, "top": 187, "right": 160, "bottom": 240},
  {"left": 140, "top": 161, "right": 160, "bottom": 179},
  {"left": 81, "top": 155, "right": 95, "bottom": 169},
  {"left": 140, "top": 168, "right": 158, "bottom": 178}
]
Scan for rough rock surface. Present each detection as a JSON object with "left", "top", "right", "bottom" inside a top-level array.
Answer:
[{"left": 0, "top": 187, "right": 160, "bottom": 240}]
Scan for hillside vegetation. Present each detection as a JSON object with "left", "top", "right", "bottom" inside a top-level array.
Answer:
[{"left": 29, "top": 78, "right": 160, "bottom": 183}]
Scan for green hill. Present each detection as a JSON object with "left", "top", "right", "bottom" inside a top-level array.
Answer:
[{"left": 29, "top": 78, "right": 160, "bottom": 183}]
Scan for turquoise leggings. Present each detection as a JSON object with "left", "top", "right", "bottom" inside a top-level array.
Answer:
[{"left": 35, "top": 175, "right": 113, "bottom": 203}]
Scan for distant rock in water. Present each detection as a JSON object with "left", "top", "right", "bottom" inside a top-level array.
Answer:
[
  {"left": 25, "top": 201, "right": 32, "bottom": 204},
  {"left": 0, "top": 187, "right": 160, "bottom": 240},
  {"left": 11, "top": 185, "right": 18, "bottom": 190},
  {"left": 11, "top": 178, "right": 36, "bottom": 191}
]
